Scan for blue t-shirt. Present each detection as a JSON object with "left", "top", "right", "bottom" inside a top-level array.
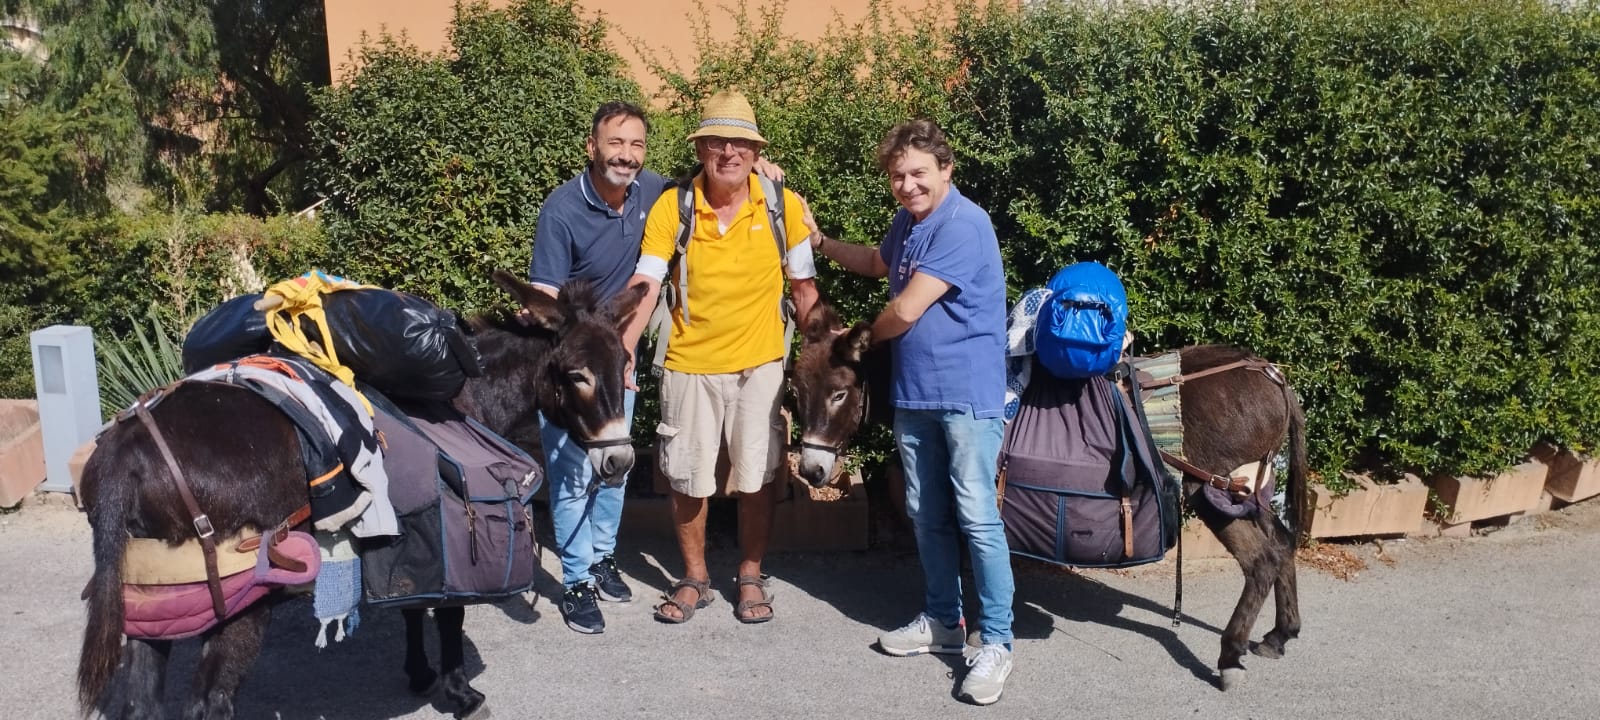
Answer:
[
  {"left": 878, "top": 185, "right": 1007, "bottom": 418},
  {"left": 529, "top": 168, "right": 671, "bottom": 299}
]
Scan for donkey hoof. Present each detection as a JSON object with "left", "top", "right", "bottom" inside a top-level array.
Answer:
[
  {"left": 1219, "top": 668, "right": 1246, "bottom": 692},
  {"left": 1249, "top": 639, "right": 1284, "bottom": 659},
  {"left": 454, "top": 698, "right": 490, "bottom": 720}
]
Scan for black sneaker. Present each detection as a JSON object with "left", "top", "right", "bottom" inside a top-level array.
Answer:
[
  {"left": 559, "top": 582, "right": 605, "bottom": 634},
  {"left": 589, "top": 555, "right": 633, "bottom": 603}
]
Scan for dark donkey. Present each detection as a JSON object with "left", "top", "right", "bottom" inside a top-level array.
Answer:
[
  {"left": 77, "top": 271, "right": 645, "bottom": 719},
  {"left": 791, "top": 302, "right": 1308, "bottom": 691}
]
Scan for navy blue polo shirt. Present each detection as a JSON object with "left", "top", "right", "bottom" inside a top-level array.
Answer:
[{"left": 529, "top": 168, "right": 671, "bottom": 299}]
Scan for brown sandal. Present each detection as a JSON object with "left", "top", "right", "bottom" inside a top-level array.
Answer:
[
  {"left": 653, "top": 577, "right": 713, "bottom": 624},
  {"left": 734, "top": 574, "right": 775, "bottom": 624}
]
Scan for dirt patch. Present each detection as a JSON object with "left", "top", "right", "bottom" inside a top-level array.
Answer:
[{"left": 1296, "top": 543, "right": 1368, "bottom": 581}]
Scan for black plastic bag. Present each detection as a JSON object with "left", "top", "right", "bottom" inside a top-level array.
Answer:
[
  {"left": 312, "top": 289, "right": 482, "bottom": 401},
  {"left": 181, "top": 289, "right": 482, "bottom": 401},
  {"left": 182, "top": 293, "right": 271, "bottom": 373}
]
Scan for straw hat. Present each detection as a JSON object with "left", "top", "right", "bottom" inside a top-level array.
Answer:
[{"left": 685, "top": 90, "right": 767, "bottom": 146}]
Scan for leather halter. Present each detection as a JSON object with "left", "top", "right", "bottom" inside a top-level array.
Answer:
[{"left": 574, "top": 435, "right": 634, "bottom": 450}]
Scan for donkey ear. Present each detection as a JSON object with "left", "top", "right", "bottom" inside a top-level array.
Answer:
[
  {"left": 609, "top": 282, "right": 650, "bottom": 332},
  {"left": 837, "top": 321, "right": 872, "bottom": 363},
  {"left": 802, "top": 301, "right": 842, "bottom": 344},
  {"left": 493, "top": 269, "right": 564, "bottom": 331},
  {"left": 492, "top": 269, "right": 541, "bottom": 305}
]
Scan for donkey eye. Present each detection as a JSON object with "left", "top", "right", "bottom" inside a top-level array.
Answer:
[
  {"left": 830, "top": 390, "right": 848, "bottom": 404},
  {"left": 566, "top": 370, "right": 591, "bottom": 385}
]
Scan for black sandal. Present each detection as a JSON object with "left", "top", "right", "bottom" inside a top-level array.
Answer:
[
  {"left": 653, "top": 577, "right": 713, "bottom": 624},
  {"left": 734, "top": 574, "right": 775, "bottom": 624}
]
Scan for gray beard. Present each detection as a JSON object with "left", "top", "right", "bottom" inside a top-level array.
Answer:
[{"left": 600, "top": 164, "right": 638, "bottom": 187}]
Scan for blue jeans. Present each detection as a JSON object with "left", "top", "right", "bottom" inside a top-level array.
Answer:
[
  {"left": 541, "top": 385, "right": 636, "bottom": 589},
  {"left": 894, "top": 408, "right": 1013, "bottom": 645}
]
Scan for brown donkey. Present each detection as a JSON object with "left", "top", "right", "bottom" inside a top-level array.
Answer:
[
  {"left": 77, "top": 271, "right": 645, "bottom": 719},
  {"left": 791, "top": 301, "right": 1308, "bottom": 691}
]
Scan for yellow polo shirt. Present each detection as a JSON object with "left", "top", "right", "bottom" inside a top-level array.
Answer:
[{"left": 640, "top": 173, "right": 811, "bottom": 374}]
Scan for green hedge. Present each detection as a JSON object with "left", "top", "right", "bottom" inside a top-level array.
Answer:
[
  {"left": 301, "top": 0, "right": 1600, "bottom": 483},
  {"left": 307, "top": 0, "right": 641, "bottom": 311},
  {"left": 935, "top": 0, "right": 1600, "bottom": 477}
]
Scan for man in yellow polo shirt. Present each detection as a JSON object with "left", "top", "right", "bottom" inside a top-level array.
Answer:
[{"left": 620, "top": 90, "right": 818, "bottom": 624}]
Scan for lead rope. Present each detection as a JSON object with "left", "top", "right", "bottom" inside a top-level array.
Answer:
[{"left": 1173, "top": 521, "right": 1184, "bottom": 627}]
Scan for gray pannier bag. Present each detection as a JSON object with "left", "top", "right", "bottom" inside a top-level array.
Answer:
[
  {"left": 359, "top": 392, "right": 543, "bottom": 608},
  {"left": 997, "top": 360, "right": 1180, "bottom": 568}
]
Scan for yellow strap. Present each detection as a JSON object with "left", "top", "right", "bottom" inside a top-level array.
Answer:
[{"left": 261, "top": 271, "right": 374, "bottom": 415}]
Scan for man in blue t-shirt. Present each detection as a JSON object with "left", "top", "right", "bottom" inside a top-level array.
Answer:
[{"left": 806, "top": 119, "right": 1015, "bottom": 705}]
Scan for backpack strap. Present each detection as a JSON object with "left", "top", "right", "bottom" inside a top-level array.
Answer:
[
  {"left": 671, "top": 182, "right": 695, "bottom": 326},
  {"left": 757, "top": 174, "right": 788, "bottom": 266},
  {"left": 757, "top": 174, "right": 798, "bottom": 367},
  {"left": 644, "top": 182, "right": 696, "bottom": 373}
]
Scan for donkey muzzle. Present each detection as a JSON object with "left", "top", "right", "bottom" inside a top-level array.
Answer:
[{"left": 585, "top": 441, "right": 636, "bottom": 488}]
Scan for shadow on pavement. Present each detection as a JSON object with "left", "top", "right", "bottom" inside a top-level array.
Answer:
[{"left": 230, "top": 598, "right": 489, "bottom": 720}]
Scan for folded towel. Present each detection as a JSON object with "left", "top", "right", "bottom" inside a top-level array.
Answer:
[{"left": 312, "top": 531, "right": 362, "bottom": 648}]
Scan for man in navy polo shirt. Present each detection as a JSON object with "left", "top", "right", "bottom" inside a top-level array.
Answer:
[
  {"left": 530, "top": 101, "right": 666, "bottom": 634},
  {"left": 807, "top": 119, "right": 1014, "bottom": 704}
]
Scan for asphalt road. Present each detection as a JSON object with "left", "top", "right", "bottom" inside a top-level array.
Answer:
[{"left": 3, "top": 494, "right": 1598, "bottom": 720}]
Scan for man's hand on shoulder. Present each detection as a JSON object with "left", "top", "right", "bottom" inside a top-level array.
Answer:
[{"left": 754, "top": 157, "right": 786, "bottom": 183}]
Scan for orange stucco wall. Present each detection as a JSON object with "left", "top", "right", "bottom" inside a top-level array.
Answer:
[
  {"left": 324, "top": 1, "right": 979, "bottom": 91},
  {"left": 324, "top": 0, "right": 510, "bottom": 81}
]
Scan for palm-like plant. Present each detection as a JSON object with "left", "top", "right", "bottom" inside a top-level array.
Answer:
[{"left": 98, "top": 306, "right": 184, "bottom": 417}]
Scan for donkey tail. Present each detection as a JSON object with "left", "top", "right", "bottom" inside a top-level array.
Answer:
[
  {"left": 78, "top": 444, "right": 129, "bottom": 715},
  {"left": 1285, "top": 388, "right": 1311, "bottom": 546}
]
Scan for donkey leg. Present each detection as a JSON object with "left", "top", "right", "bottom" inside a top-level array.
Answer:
[
  {"left": 181, "top": 604, "right": 272, "bottom": 720},
  {"left": 402, "top": 608, "right": 438, "bottom": 695},
  {"left": 1214, "top": 519, "right": 1277, "bottom": 691},
  {"left": 435, "top": 606, "right": 488, "bottom": 720},
  {"left": 1252, "top": 516, "right": 1302, "bottom": 659},
  {"left": 115, "top": 638, "right": 171, "bottom": 720}
]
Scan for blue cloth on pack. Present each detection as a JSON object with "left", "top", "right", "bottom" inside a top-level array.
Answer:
[{"left": 1003, "top": 288, "right": 1052, "bottom": 422}]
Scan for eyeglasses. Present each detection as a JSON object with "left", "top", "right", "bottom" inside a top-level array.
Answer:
[{"left": 701, "top": 137, "right": 759, "bottom": 154}]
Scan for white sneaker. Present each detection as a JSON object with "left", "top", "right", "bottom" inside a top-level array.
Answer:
[
  {"left": 959, "top": 643, "right": 1014, "bottom": 705},
  {"left": 877, "top": 612, "right": 966, "bottom": 656}
]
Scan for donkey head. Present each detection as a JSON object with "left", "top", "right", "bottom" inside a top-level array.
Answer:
[
  {"left": 791, "top": 301, "right": 874, "bottom": 487},
  {"left": 490, "top": 270, "right": 647, "bottom": 486}
]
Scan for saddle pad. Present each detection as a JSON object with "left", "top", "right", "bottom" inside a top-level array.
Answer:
[{"left": 123, "top": 530, "right": 320, "bottom": 640}]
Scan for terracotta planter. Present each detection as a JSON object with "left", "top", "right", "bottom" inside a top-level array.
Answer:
[
  {"left": 1428, "top": 460, "right": 1549, "bottom": 525},
  {"left": 0, "top": 400, "right": 47, "bottom": 507},
  {"left": 1308, "top": 473, "right": 1428, "bottom": 538},
  {"left": 770, "top": 466, "right": 869, "bottom": 552},
  {"left": 66, "top": 438, "right": 95, "bottom": 507},
  {"left": 1174, "top": 519, "right": 1231, "bottom": 560},
  {"left": 628, "top": 446, "right": 869, "bottom": 552},
  {"left": 1542, "top": 448, "right": 1600, "bottom": 503}
]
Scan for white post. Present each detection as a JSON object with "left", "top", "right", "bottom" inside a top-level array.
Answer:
[{"left": 30, "top": 325, "right": 101, "bottom": 493}]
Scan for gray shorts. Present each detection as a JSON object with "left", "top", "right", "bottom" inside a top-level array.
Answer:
[{"left": 655, "top": 359, "right": 785, "bottom": 498}]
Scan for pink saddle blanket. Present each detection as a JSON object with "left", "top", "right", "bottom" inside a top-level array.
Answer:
[{"left": 124, "top": 530, "right": 320, "bottom": 640}]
